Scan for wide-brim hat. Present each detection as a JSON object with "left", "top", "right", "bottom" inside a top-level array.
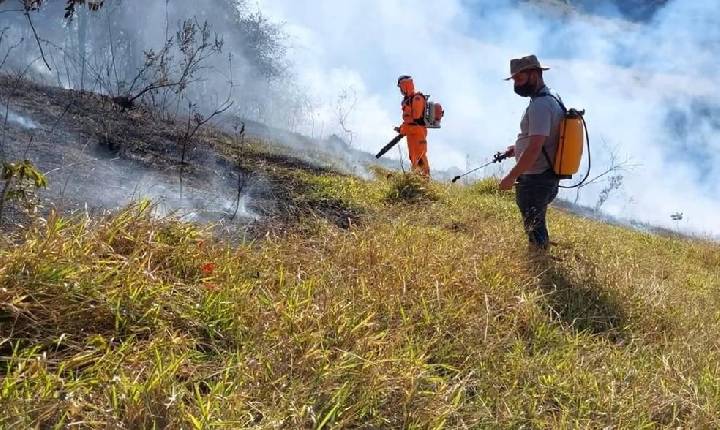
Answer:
[{"left": 504, "top": 55, "right": 550, "bottom": 80}]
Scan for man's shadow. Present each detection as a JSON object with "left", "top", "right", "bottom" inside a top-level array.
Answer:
[{"left": 531, "top": 252, "right": 628, "bottom": 343}]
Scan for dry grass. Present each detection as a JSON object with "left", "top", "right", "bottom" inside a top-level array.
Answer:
[
  {"left": 384, "top": 173, "right": 439, "bottom": 204},
  {"left": 1, "top": 168, "right": 720, "bottom": 429}
]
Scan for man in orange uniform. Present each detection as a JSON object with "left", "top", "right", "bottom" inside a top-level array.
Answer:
[{"left": 395, "top": 75, "right": 430, "bottom": 176}]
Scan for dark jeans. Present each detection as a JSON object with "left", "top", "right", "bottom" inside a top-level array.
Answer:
[{"left": 515, "top": 169, "right": 559, "bottom": 249}]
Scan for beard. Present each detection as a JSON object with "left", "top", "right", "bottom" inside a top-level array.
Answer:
[{"left": 514, "top": 75, "right": 538, "bottom": 97}]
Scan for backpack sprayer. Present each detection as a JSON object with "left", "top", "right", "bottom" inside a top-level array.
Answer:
[
  {"left": 451, "top": 94, "right": 591, "bottom": 187},
  {"left": 541, "top": 92, "right": 591, "bottom": 189},
  {"left": 451, "top": 151, "right": 510, "bottom": 183}
]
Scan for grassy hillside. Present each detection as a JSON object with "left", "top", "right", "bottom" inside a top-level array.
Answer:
[{"left": 2, "top": 156, "right": 719, "bottom": 429}]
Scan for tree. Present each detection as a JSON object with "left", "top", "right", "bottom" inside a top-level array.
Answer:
[{"left": 0, "top": 0, "right": 104, "bottom": 18}]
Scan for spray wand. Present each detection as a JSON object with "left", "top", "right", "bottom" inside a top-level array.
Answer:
[{"left": 451, "top": 151, "right": 510, "bottom": 183}]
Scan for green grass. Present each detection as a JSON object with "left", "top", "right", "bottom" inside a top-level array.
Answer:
[{"left": 2, "top": 165, "right": 720, "bottom": 429}]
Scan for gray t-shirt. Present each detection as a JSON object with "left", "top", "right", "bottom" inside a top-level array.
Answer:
[{"left": 514, "top": 87, "right": 565, "bottom": 175}]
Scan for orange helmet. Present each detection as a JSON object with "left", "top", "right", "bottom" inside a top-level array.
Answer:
[{"left": 397, "top": 75, "right": 415, "bottom": 96}]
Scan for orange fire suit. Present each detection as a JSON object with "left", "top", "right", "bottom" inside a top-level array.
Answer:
[{"left": 398, "top": 79, "right": 430, "bottom": 176}]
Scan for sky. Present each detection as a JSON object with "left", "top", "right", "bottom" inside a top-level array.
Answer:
[{"left": 255, "top": 0, "right": 720, "bottom": 236}]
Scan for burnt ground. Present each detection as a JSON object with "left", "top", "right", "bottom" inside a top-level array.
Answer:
[{"left": 0, "top": 75, "right": 361, "bottom": 238}]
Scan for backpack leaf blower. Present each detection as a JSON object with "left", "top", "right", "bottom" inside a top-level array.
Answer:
[{"left": 375, "top": 134, "right": 404, "bottom": 159}]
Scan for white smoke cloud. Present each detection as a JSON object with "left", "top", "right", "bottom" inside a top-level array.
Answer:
[
  {"left": 256, "top": 0, "right": 720, "bottom": 236},
  {"left": 6, "top": 110, "right": 38, "bottom": 129}
]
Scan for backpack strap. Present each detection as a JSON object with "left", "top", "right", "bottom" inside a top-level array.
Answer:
[
  {"left": 410, "top": 92, "right": 427, "bottom": 126},
  {"left": 536, "top": 87, "right": 567, "bottom": 112},
  {"left": 534, "top": 88, "right": 567, "bottom": 175}
]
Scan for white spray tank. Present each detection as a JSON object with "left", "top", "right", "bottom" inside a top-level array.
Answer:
[{"left": 422, "top": 94, "right": 444, "bottom": 129}]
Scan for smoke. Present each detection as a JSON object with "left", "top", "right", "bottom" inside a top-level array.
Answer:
[
  {"left": 6, "top": 110, "right": 38, "bottom": 129},
  {"left": 0, "top": 0, "right": 298, "bottom": 128},
  {"left": 1, "top": 0, "right": 718, "bottom": 236},
  {"left": 254, "top": 0, "right": 720, "bottom": 236},
  {"left": 0, "top": 100, "right": 257, "bottom": 226},
  {"left": 0, "top": 0, "right": 285, "bottom": 224},
  {"left": 40, "top": 143, "right": 257, "bottom": 224},
  {"left": 42, "top": 147, "right": 258, "bottom": 224}
]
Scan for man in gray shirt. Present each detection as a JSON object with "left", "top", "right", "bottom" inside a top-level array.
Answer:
[{"left": 499, "top": 55, "right": 564, "bottom": 250}]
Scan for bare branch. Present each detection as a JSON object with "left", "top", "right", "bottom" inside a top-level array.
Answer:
[
  {"left": 0, "top": 33, "right": 24, "bottom": 70},
  {"left": 336, "top": 87, "right": 357, "bottom": 146},
  {"left": 24, "top": 10, "right": 51, "bottom": 71}
]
